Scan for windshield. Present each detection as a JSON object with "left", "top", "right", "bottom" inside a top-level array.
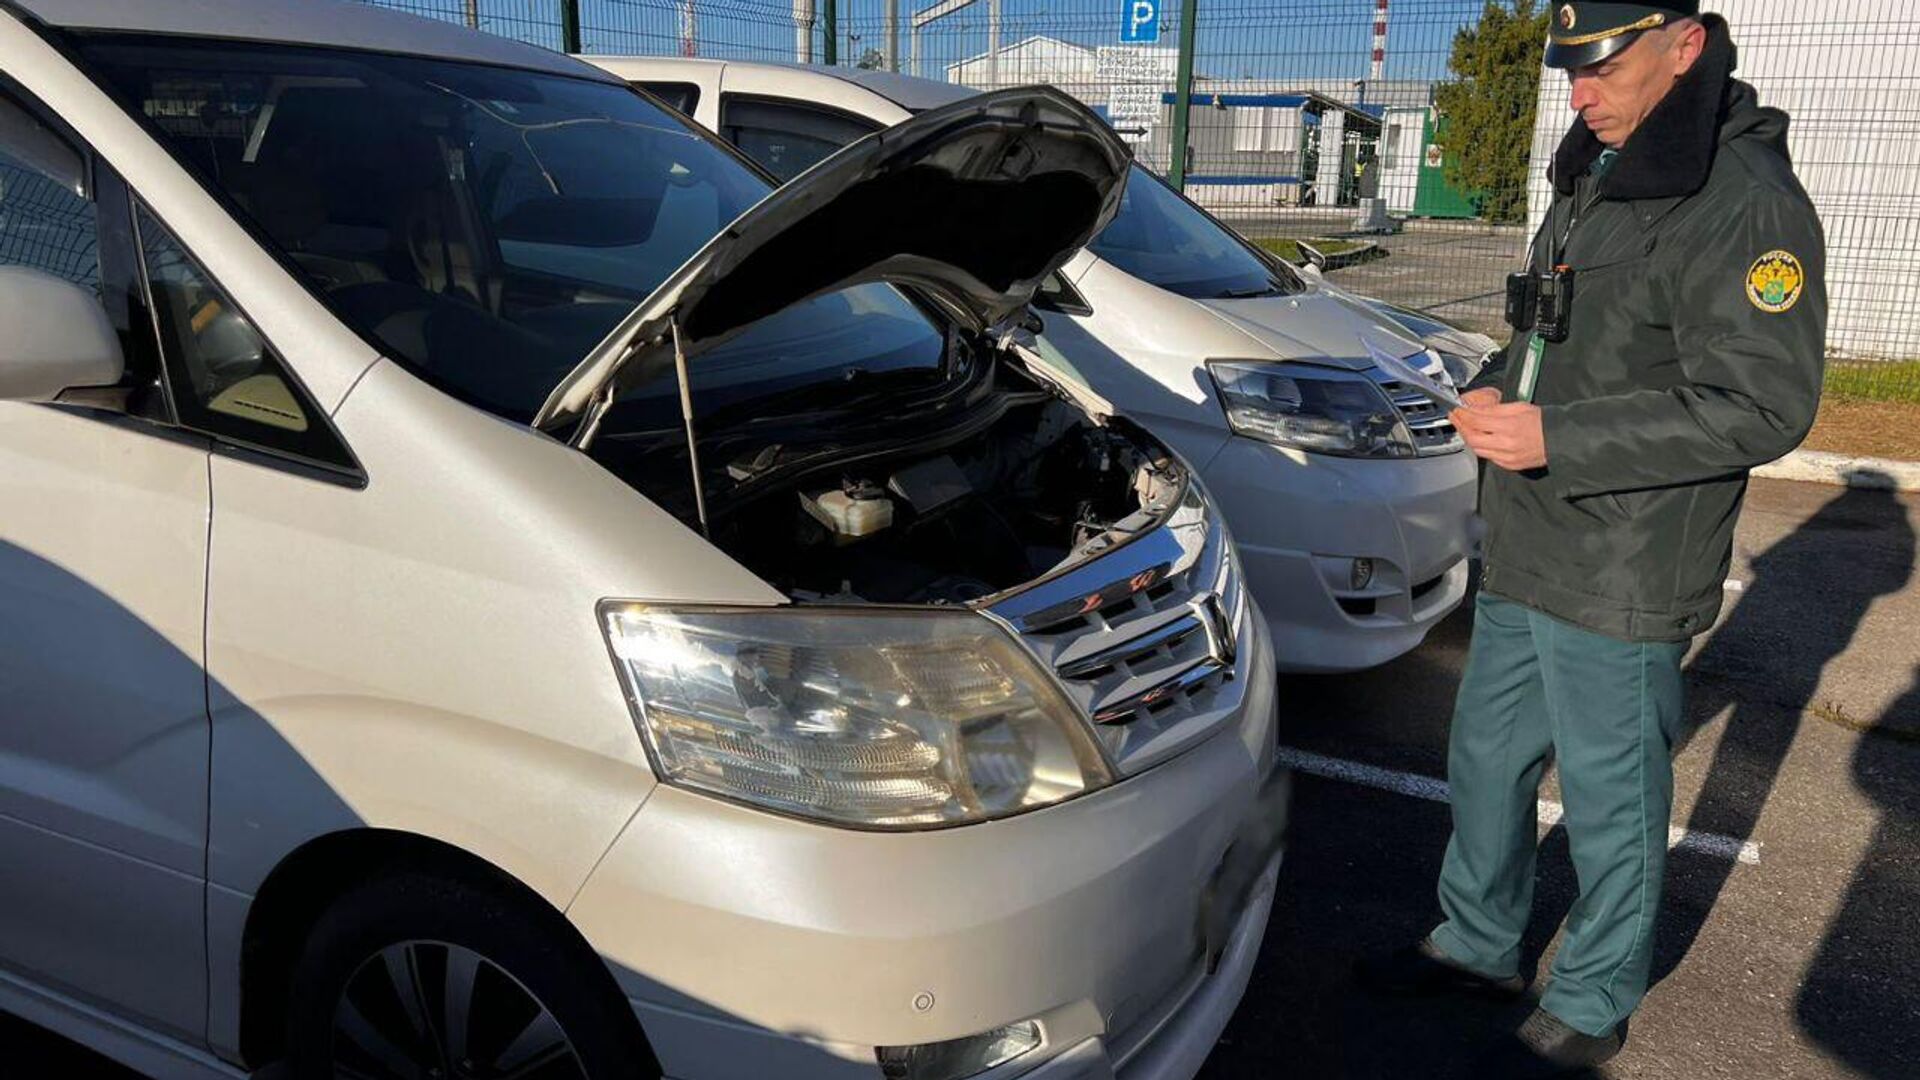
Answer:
[
  {"left": 78, "top": 37, "right": 945, "bottom": 425},
  {"left": 1088, "top": 164, "right": 1294, "bottom": 301}
]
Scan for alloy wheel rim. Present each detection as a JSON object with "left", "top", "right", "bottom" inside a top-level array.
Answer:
[{"left": 330, "top": 939, "right": 586, "bottom": 1080}]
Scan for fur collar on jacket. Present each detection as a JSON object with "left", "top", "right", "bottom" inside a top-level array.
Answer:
[{"left": 1550, "top": 13, "right": 1737, "bottom": 200}]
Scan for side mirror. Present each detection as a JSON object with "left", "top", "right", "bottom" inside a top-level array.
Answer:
[
  {"left": 1297, "top": 260, "right": 1325, "bottom": 284},
  {"left": 1295, "top": 240, "right": 1330, "bottom": 271},
  {"left": 0, "top": 266, "right": 124, "bottom": 402}
]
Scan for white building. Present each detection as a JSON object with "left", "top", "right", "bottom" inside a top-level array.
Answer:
[
  {"left": 1525, "top": 0, "right": 1920, "bottom": 358},
  {"left": 1377, "top": 105, "right": 1430, "bottom": 213},
  {"left": 945, "top": 36, "right": 1428, "bottom": 211},
  {"left": 944, "top": 34, "right": 1176, "bottom": 92}
]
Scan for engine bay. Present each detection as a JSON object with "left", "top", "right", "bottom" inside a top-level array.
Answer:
[{"left": 593, "top": 354, "right": 1187, "bottom": 606}]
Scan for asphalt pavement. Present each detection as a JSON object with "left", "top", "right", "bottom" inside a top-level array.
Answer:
[
  {"left": 1211, "top": 208, "right": 1529, "bottom": 337},
  {"left": 1199, "top": 477, "right": 1920, "bottom": 1078},
  {"left": 8, "top": 478, "right": 1917, "bottom": 1079},
  {"left": 1324, "top": 222, "right": 1528, "bottom": 338}
]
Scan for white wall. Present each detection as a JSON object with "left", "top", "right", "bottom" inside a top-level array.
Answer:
[
  {"left": 1380, "top": 107, "right": 1427, "bottom": 213},
  {"left": 1316, "top": 109, "right": 1347, "bottom": 206},
  {"left": 1526, "top": 1, "right": 1920, "bottom": 358}
]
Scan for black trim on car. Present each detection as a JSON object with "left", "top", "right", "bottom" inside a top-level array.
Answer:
[
  {"left": 638, "top": 80, "right": 701, "bottom": 117},
  {"left": 1032, "top": 270, "right": 1094, "bottom": 317},
  {"left": 718, "top": 91, "right": 888, "bottom": 138},
  {"left": 128, "top": 203, "right": 368, "bottom": 486}
]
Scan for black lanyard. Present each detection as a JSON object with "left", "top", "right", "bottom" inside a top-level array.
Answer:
[{"left": 1527, "top": 167, "right": 1609, "bottom": 273}]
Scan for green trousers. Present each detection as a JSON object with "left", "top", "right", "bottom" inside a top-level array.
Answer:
[{"left": 1429, "top": 593, "right": 1688, "bottom": 1036}]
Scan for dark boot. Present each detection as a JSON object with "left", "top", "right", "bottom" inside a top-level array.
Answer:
[
  {"left": 1467, "top": 1008, "right": 1625, "bottom": 1077},
  {"left": 1353, "top": 936, "right": 1526, "bottom": 1000}
]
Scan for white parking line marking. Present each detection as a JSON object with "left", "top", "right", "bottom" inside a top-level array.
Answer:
[{"left": 1277, "top": 747, "right": 1763, "bottom": 866}]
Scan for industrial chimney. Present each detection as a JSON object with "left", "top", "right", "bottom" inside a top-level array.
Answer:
[{"left": 1371, "top": 0, "right": 1388, "bottom": 83}]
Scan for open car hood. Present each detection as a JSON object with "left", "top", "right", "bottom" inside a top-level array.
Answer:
[{"left": 533, "top": 86, "right": 1132, "bottom": 434}]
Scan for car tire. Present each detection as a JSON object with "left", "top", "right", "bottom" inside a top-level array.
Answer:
[{"left": 284, "top": 871, "right": 658, "bottom": 1080}]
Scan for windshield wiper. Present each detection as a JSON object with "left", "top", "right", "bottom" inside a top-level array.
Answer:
[{"left": 1217, "top": 283, "right": 1284, "bottom": 299}]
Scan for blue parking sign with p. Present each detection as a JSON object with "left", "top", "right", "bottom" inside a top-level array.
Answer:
[{"left": 1121, "top": 0, "right": 1159, "bottom": 42}]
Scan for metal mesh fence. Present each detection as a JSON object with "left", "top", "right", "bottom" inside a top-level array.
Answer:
[
  {"left": 360, "top": 1, "right": 567, "bottom": 51},
  {"left": 362, "top": 0, "right": 833, "bottom": 59},
  {"left": 0, "top": 163, "right": 101, "bottom": 295},
  {"left": 356, "top": 0, "right": 1920, "bottom": 410}
]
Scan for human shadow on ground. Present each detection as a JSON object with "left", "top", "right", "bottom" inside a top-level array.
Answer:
[
  {"left": 1794, "top": 665, "right": 1920, "bottom": 1077},
  {"left": 1653, "top": 482, "right": 1913, "bottom": 989}
]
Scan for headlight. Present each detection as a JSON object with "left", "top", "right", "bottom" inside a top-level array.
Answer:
[
  {"left": 1208, "top": 360, "right": 1416, "bottom": 459},
  {"left": 603, "top": 604, "right": 1113, "bottom": 829},
  {"left": 878, "top": 1021, "right": 1043, "bottom": 1080}
]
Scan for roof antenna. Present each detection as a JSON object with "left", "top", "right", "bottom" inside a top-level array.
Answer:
[{"left": 671, "top": 318, "right": 711, "bottom": 538}]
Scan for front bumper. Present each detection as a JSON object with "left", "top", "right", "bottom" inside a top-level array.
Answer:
[
  {"left": 1198, "top": 439, "right": 1477, "bottom": 673},
  {"left": 566, "top": 618, "right": 1283, "bottom": 1080}
]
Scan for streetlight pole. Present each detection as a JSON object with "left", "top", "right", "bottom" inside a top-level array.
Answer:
[
  {"left": 793, "top": 0, "right": 816, "bottom": 63},
  {"left": 1168, "top": 0, "right": 1199, "bottom": 191},
  {"left": 886, "top": 0, "right": 900, "bottom": 72},
  {"left": 987, "top": 0, "right": 1001, "bottom": 87}
]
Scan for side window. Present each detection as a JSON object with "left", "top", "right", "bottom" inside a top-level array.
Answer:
[
  {"left": 0, "top": 94, "right": 98, "bottom": 292},
  {"left": 640, "top": 81, "right": 701, "bottom": 117},
  {"left": 136, "top": 206, "right": 354, "bottom": 472},
  {"left": 718, "top": 97, "right": 881, "bottom": 183}
]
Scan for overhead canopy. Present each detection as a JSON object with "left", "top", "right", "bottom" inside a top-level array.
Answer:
[{"left": 1159, "top": 90, "right": 1385, "bottom": 133}]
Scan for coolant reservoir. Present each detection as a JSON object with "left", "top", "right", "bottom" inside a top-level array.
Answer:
[{"left": 801, "top": 482, "right": 894, "bottom": 543}]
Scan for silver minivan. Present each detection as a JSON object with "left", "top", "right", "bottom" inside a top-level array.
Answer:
[{"left": 0, "top": 2, "right": 1284, "bottom": 1078}]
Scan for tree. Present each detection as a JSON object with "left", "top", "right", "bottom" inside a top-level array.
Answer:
[{"left": 1432, "top": 0, "right": 1551, "bottom": 223}]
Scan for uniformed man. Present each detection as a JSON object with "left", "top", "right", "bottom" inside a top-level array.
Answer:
[{"left": 1357, "top": 3, "right": 1826, "bottom": 1075}]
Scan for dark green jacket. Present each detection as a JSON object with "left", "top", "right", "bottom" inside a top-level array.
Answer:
[{"left": 1471, "top": 16, "right": 1826, "bottom": 642}]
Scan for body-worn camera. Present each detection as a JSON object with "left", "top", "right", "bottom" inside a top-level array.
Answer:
[{"left": 1505, "top": 265, "right": 1576, "bottom": 342}]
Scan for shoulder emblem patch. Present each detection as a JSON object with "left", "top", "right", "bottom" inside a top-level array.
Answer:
[{"left": 1746, "top": 250, "right": 1805, "bottom": 314}]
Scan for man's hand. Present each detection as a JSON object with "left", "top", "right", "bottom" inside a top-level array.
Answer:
[
  {"left": 1459, "top": 387, "right": 1504, "bottom": 410},
  {"left": 1451, "top": 399, "right": 1547, "bottom": 472}
]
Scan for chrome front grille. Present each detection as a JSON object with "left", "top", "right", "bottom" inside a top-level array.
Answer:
[
  {"left": 987, "top": 485, "right": 1248, "bottom": 774},
  {"left": 1372, "top": 354, "right": 1465, "bottom": 456}
]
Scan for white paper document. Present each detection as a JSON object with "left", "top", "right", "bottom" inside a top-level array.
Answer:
[{"left": 1368, "top": 343, "right": 1464, "bottom": 412}]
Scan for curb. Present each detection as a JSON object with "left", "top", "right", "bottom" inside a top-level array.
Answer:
[
  {"left": 1753, "top": 449, "right": 1920, "bottom": 492},
  {"left": 1295, "top": 238, "right": 1382, "bottom": 273},
  {"left": 1321, "top": 240, "right": 1381, "bottom": 271}
]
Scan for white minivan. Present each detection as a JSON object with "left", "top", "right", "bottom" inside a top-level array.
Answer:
[
  {"left": 591, "top": 58, "right": 1489, "bottom": 668},
  {"left": 587, "top": 57, "right": 1489, "bottom": 673},
  {"left": 0, "top": 2, "right": 1285, "bottom": 1078}
]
